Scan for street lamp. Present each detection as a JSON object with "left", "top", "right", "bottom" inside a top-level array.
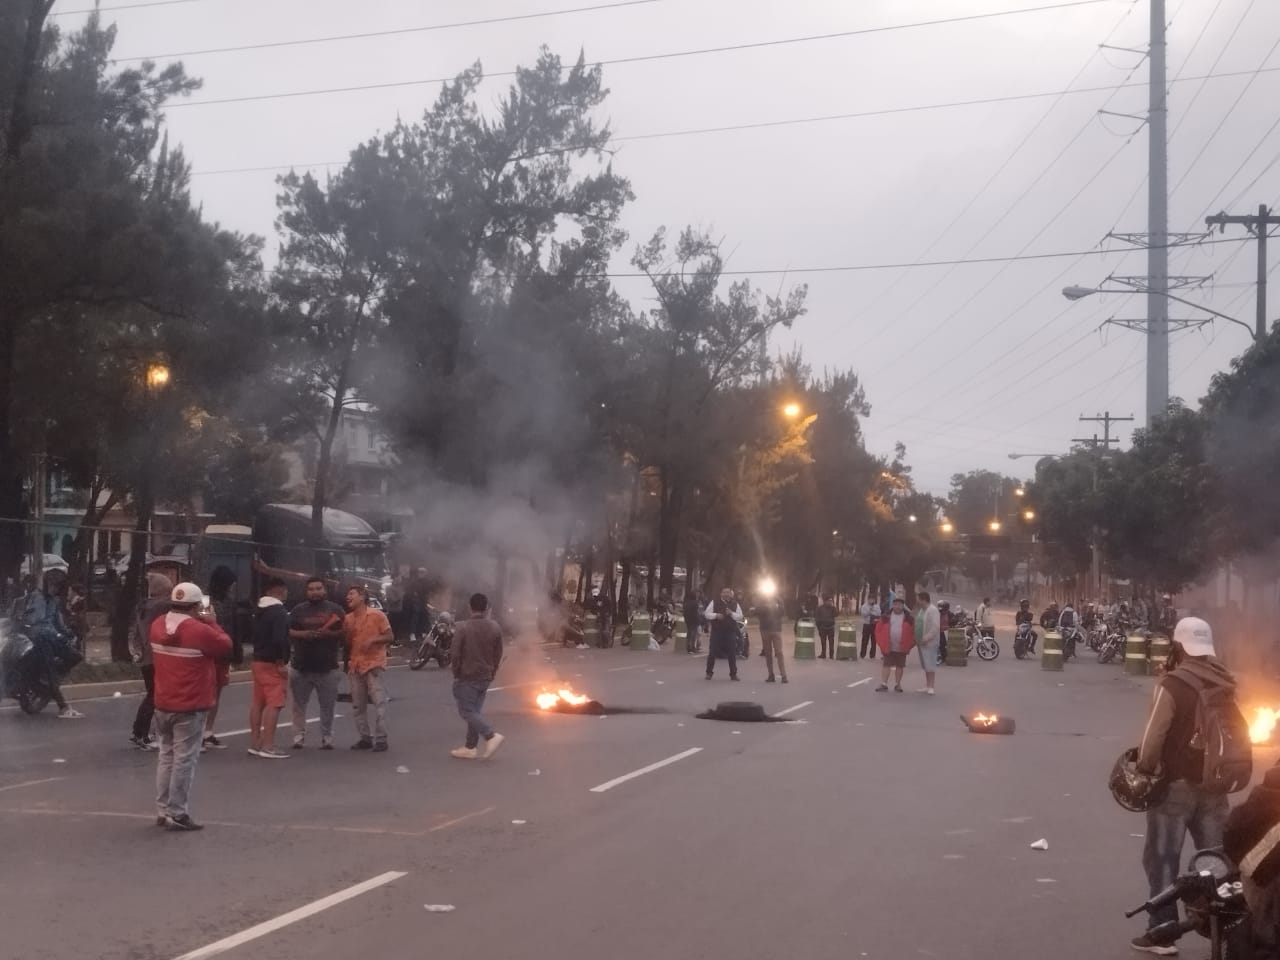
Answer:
[
  {"left": 145, "top": 362, "right": 171, "bottom": 392},
  {"left": 1062, "top": 285, "right": 1260, "bottom": 342},
  {"left": 940, "top": 521, "right": 954, "bottom": 534},
  {"left": 988, "top": 520, "right": 1002, "bottom": 532},
  {"left": 1014, "top": 486, "right": 1026, "bottom": 497},
  {"left": 1022, "top": 509, "right": 1036, "bottom": 521},
  {"left": 907, "top": 514, "right": 918, "bottom": 523},
  {"left": 783, "top": 402, "right": 801, "bottom": 419}
]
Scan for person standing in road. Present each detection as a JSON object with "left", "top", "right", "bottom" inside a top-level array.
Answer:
[
  {"left": 859, "top": 596, "right": 880, "bottom": 660},
  {"left": 1129, "top": 618, "right": 1243, "bottom": 956},
  {"left": 704, "top": 587, "right": 744, "bottom": 681},
  {"left": 815, "top": 595, "right": 837, "bottom": 659},
  {"left": 201, "top": 566, "right": 240, "bottom": 752},
  {"left": 682, "top": 590, "right": 703, "bottom": 654},
  {"left": 874, "top": 596, "right": 913, "bottom": 692},
  {"left": 752, "top": 592, "right": 787, "bottom": 684},
  {"left": 976, "top": 597, "right": 993, "bottom": 637},
  {"left": 287, "top": 577, "right": 346, "bottom": 750},
  {"left": 129, "top": 572, "right": 172, "bottom": 749},
  {"left": 914, "top": 591, "right": 941, "bottom": 695},
  {"left": 248, "top": 576, "right": 291, "bottom": 759},
  {"left": 149, "top": 582, "right": 231, "bottom": 831},
  {"left": 449, "top": 592, "right": 505, "bottom": 760},
  {"left": 344, "top": 584, "right": 393, "bottom": 752}
]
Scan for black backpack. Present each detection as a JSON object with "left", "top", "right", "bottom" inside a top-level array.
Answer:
[{"left": 1180, "top": 672, "right": 1253, "bottom": 794}]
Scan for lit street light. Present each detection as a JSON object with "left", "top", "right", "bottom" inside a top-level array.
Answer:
[
  {"left": 907, "top": 515, "right": 917, "bottom": 523},
  {"left": 940, "top": 521, "right": 954, "bottom": 534},
  {"left": 783, "top": 402, "right": 801, "bottom": 419},
  {"left": 988, "top": 520, "right": 1002, "bottom": 532},
  {"left": 146, "top": 362, "right": 171, "bottom": 392},
  {"left": 1062, "top": 285, "right": 1260, "bottom": 342},
  {"left": 1022, "top": 509, "right": 1036, "bottom": 521}
]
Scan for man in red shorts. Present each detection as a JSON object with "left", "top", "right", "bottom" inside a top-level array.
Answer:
[{"left": 249, "top": 577, "right": 291, "bottom": 759}]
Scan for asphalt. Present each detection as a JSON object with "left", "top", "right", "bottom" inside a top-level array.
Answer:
[{"left": 2, "top": 627, "right": 1276, "bottom": 960}]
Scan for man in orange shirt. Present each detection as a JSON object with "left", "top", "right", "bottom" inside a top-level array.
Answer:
[{"left": 344, "top": 585, "right": 393, "bottom": 752}]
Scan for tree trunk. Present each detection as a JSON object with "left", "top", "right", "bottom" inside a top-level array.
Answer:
[
  {"left": 110, "top": 485, "right": 153, "bottom": 662},
  {"left": 311, "top": 403, "right": 343, "bottom": 546},
  {"left": 646, "top": 548, "right": 656, "bottom": 609},
  {"left": 577, "top": 544, "right": 592, "bottom": 605},
  {"left": 657, "top": 477, "right": 684, "bottom": 596},
  {"left": 617, "top": 556, "right": 631, "bottom": 621}
]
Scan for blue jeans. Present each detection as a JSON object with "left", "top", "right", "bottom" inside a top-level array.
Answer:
[
  {"left": 155, "top": 709, "right": 206, "bottom": 819},
  {"left": 1142, "top": 779, "right": 1229, "bottom": 927},
  {"left": 453, "top": 679, "right": 494, "bottom": 749}
]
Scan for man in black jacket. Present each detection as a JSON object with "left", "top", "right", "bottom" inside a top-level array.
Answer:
[
  {"left": 815, "top": 596, "right": 838, "bottom": 659},
  {"left": 249, "top": 577, "right": 291, "bottom": 759},
  {"left": 752, "top": 592, "right": 787, "bottom": 684},
  {"left": 1225, "top": 765, "right": 1280, "bottom": 959},
  {"left": 704, "top": 587, "right": 743, "bottom": 681}
]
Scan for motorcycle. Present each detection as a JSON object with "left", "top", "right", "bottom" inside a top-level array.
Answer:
[
  {"left": 1098, "top": 627, "right": 1127, "bottom": 664},
  {"left": 1, "top": 622, "right": 79, "bottom": 714},
  {"left": 1013, "top": 621, "right": 1038, "bottom": 660},
  {"left": 963, "top": 619, "right": 1000, "bottom": 661},
  {"left": 651, "top": 608, "right": 675, "bottom": 647},
  {"left": 408, "top": 613, "right": 454, "bottom": 671},
  {"left": 1061, "top": 624, "right": 1084, "bottom": 662},
  {"left": 1125, "top": 848, "right": 1252, "bottom": 960}
]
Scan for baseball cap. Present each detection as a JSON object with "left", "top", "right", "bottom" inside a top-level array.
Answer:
[
  {"left": 1173, "top": 616, "right": 1215, "bottom": 658},
  {"left": 170, "top": 582, "right": 205, "bottom": 606}
]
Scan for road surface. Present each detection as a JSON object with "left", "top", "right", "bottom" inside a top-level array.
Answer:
[{"left": 2, "top": 629, "right": 1269, "bottom": 960}]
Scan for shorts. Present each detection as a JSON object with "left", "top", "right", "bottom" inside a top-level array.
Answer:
[
  {"left": 917, "top": 641, "right": 939, "bottom": 671},
  {"left": 882, "top": 651, "right": 907, "bottom": 668},
  {"left": 216, "top": 662, "right": 231, "bottom": 689},
  {"left": 252, "top": 661, "right": 288, "bottom": 709}
]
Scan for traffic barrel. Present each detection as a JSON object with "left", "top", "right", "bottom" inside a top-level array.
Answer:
[
  {"left": 674, "top": 622, "right": 688, "bottom": 655},
  {"left": 794, "top": 618, "right": 816, "bottom": 659},
  {"left": 945, "top": 627, "right": 968, "bottom": 666},
  {"left": 1148, "top": 633, "right": 1171, "bottom": 675},
  {"left": 1125, "top": 633, "right": 1149, "bottom": 676},
  {"left": 836, "top": 622, "right": 859, "bottom": 661},
  {"left": 631, "top": 611, "right": 651, "bottom": 651},
  {"left": 1041, "top": 630, "right": 1064, "bottom": 671}
]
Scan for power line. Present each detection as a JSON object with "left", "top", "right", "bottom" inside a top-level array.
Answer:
[
  {"left": 1169, "top": 0, "right": 1254, "bottom": 140},
  {"left": 116, "top": 0, "right": 662, "bottom": 62},
  {"left": 53, "top": 0, "right": 203, "bottom": 14}
]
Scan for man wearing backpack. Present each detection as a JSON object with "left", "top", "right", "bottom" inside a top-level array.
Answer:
[{"left": 1130, "top": 617, "right": 1252, "bottom": 956}]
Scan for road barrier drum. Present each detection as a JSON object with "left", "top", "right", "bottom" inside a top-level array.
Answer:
[
  {"left": 794, "top": 618, "right": 816, "bottom": 660},
  {"left": 945, "top": 627, "right": 968, "bottom": 667},
  {"left": 1041, "top": 630, "right": 1064, "bottom": 671},
  {"left": 631, "top": 612, "right": 651, "bottom": 651},
  {"left": 1125, "top": 634, "right": 1149, "bottom": 676},
  {"left": 675, "top": 623, "right": 688, "bottom": 655},
  {"left": 583, "top": 614, "right": 600, "bottom": 648},
  {"left": 1148, "top": 634, "right": 1171, "bottom": 675},
  {"left": 836, "top": 623, "right": 859, "bottom": 661}
]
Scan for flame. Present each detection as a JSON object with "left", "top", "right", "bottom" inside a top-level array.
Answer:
[
  {"left": 537, "top": 687, "right": 591, "bottom": 710},
  {"left": 1250, "top": 707, "right": 1280, "bottom": 745},
  {"left": 973, "top": 713, "right": 999, "bottom": 727}
]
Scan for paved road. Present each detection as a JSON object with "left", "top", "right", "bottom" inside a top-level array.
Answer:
[{"left": 2, "top": 632, "right": 1274, "bottom": 960}]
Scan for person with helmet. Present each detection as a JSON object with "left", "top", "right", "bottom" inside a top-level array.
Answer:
[
  {"left": 1122, "top": 618, "right": 1239, "bottom": 955},
  {"left": 149, "top": 582, "right": 232, "bottom": 831},
  {"left": 1156, "top": 594, "right": 1179, "bottom": 637},
  {"left": 21, "top": 568, "right": 83, "bottom": 719},
  {"left": 1015, "top": 599, "right": 1037, "bottom": 655}
]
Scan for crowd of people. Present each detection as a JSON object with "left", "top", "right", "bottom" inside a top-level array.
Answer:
[{"left": 128, "top": 572, "right": 505, "bottom": 831}]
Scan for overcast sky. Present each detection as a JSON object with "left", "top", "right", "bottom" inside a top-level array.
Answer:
[{"left": 61, "top": 0, "right": 1280, "bottom": 495}]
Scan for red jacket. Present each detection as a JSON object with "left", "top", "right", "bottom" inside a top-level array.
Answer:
[
  {"left": 150, "top": 612, "right": 232, "bottom": 713},
  {"left": 874, "top": 611, "right": 916, "bottom": 655}
]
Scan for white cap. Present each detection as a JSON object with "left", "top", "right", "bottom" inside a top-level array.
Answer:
[
  {"left": 170, "top": 582, "right": 205, "bottom": 606},
  {"left": 1173, "top": 616, "right": 1215, "bottom": 658}
]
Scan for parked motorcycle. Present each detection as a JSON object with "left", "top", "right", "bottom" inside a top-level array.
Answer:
[
  {"left": 963, "top": 619, "right": 1000, "bottom": 661},
  {"left": 1, "top": 622, "right": 79, "bottom": 714},
  {"left": 408, "top": 613, "right": 454, "bottom": 670},
  {"left": 1098, "top": 627, "right": 1126, "bottom": 664},
  {"left": 1061, "top": 624, "right": 1084, "bottom": 662},
  {"left": 1124, "top": 848, "right": 1251, "bottom": 960},
  {"left": 1013, "top": 621, "right": 1038, "bottom": 660},
  {"left": 651, "top": 608, "right": 675, "bottom": 647}
]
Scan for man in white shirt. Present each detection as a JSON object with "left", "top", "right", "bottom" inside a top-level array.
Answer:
[
  {"left": 859, "top": 597, "right": 880, "bottom": 660},
  {"left": 703, "top": 587, "right": 745, "bottom": 681},
  {"left": 915, "top": 591, "right": 941, "bottom": 695},
  {"left": 976, "top": 597, "right": 994, "bottom": 634}
]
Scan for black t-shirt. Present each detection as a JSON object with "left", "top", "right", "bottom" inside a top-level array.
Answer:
[
  {"left": 288, "top": 600, "right": 346, "bottom": 673},
  {"left": 254, "top": 602, "right": 291, "bottom": 663}
]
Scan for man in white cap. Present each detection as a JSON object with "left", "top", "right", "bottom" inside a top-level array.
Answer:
[
  {"left": 1129, "top": 617, "right": 1249, "bottom": 955},
  {"left": 149, "top": 582, "right": 232, "bottom": 831}
]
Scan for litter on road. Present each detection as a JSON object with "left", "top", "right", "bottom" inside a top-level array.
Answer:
[
  {"left": 396, "top": 766, "right": 410, "bottom": 774},
  {"left": 423, "top": 904, "right": 456, "bottom": 913},
  {"left": 1030, "top": 839, "right": 1049, "bottom": 850}
]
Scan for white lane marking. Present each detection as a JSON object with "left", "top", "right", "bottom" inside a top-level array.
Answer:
[
  {"left": 216, "top": 715, "right": 343, "bottom": 739},
  {"left": 0, "top": 776, "right": 65, "bottom": 794},
  {"left": 589, "top": 747, "right": 703, "bottom": 793},
  {"left": 605, "top": 664, "right": 649, "bottom": 673},
  {"left": 847, "top": 678, "right": 873, "bottom": 688},
  {"left": 774, "top": 700, "right": 814, "bottom": 717},
  {"left": 171, "top": 871, "right": 407, "bottom": 960}
]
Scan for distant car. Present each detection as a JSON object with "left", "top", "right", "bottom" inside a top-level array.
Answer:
[{"left": 19, "top": 554, "right": 69, "bottom": 577}]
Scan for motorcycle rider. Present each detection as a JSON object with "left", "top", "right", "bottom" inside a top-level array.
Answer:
[
  {"left": 1058, "top": 601, "right": 1079, "bottom": 659},
  {"left": 1015, "top": 599, "right": 1037, "bottom": 655},
  {"left": 20, "top": 569, "right": 83, "bottom": 719},
  {"left": 1129, "top": 618, "right": 1239, "bottom": 955},
  {"left": 1156, "top": 594, "right": 1179, "bottom": 637},
  {"left": 1039, "top": 601, "right": 1060, "bottom": 631}
]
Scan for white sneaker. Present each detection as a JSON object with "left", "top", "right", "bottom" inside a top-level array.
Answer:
[
  {"left": 257, "top": 748, "right": 290, "bottom": 759},
  {"left": 450, "top": 747, "right": 478, "bottom": 760},
  {"left": 483, "top": 733, "right": 506, "bottom": 759},
  {"left": 57, "top": 706, "right": 84, "bottom": 719},
  {"left": 926, "top": 688, "right": 936, "bottom": 696},
  {"left": 247, "top": 748, "right": 263, "bottom": 758}
]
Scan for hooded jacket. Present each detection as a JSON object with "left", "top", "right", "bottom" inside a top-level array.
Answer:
[
  {"left": 253, "top": 596, "right": 291, "bottom": 664},
  {"left": 1137, "top": 656, "right": 1237, "bottom": 782},
  {"left": 150, "top": 611, "right": 232, "bottom": 713},
  {"left": 131, "top": 573, "right": 173, "bottom": 666}
]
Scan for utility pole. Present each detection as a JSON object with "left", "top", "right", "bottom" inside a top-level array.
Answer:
[
  {"left": 1147, "top": 0, "right": 1169, "bottom": 428},
  {"left": 1074, "top": 412, "right": 1134, "bottom": 604},
  {"left": 1205, "top": 203, "right": 1280, "bottom": 342}
]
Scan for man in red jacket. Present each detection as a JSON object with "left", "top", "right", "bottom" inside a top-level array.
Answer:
[{"left": 149, "top": 581, "right": 232, "bottom": 831}]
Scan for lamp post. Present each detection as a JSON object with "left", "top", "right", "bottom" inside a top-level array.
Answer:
[{"left": 1062, "top": 285, "right": 1261, "bottom": 343}]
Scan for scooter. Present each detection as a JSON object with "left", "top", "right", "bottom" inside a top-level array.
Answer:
[
  {"left": 1, "top": 622, "right": 80, "bottom": 714},
  {"left": 408, "top": 613, "right": 454, "bottom": 670},
  {"left": 1125, "top": 849, "right": 1251, "bottom": 960}
]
